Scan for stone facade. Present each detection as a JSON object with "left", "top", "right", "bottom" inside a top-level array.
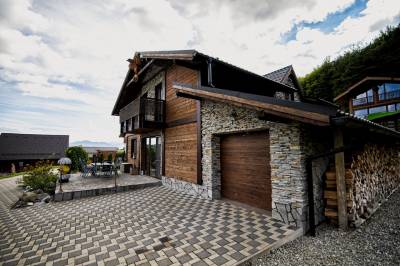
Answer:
[
  {"left": 161, "top": 99, "right": 330, "bottom": 229},
  {"left": 200, "top": 100, "right": 312, "bottom": 228},
  {"left": 140, "top": 71, "right": 165, "bottom": 99}
]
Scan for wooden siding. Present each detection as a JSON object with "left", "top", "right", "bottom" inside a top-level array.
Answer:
[
  {"left": 221, "top": 131, "right": 272, "bottom": 210},
  {"left": 163, "top": 65, "right": 199, "bottom": 183},
  {"left": 165, "top": 65, "right": 198, "bottom": 124},
  {"left": 165, "top": 123, "right": 198, "bottom": 183}
]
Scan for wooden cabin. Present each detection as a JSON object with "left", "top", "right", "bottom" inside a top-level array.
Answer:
[{"left": 112, "top": 50, "right": 400, "bottom": 232}]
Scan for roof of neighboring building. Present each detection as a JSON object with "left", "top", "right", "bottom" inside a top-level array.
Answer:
[
  {"left": 82, "top": 147, "right": 119, "bottom": 154},
  {"left": 334, "top": 76, "right": 400, "bottom": 102},
  {"left": 264, "top": 65, "right": 303, "bottom": 94},
  {"left": 112, "top": 50, "right": 297, "bottom": 115},
  {"left": 264, "top": 65, "right": 292, "bottom": 83},
  {"left": 0, "top": 133, "right": 69, "bottom": 161}
]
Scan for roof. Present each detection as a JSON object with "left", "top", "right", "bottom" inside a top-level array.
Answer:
[
  {"left": 334, "top": 76, "right": 400, "bottom": 102},
  {"left": 332, "top": 111, "right": 400, "bottom": 138},
  {"left": 174, "top": 83, "right": 400, "bottom": 138},
  {"left": 174, "top": 83, "right": 335, "bottom": 126},
  {"left": 0, "top": 133, "right": 69, "bottom": 161},
  {"left": 82, "top": 147, "right": 119, "bottom": 154},
  {"left": 112, "top": 50, "right": 297, "bottom": 115},
  {"left": 264, "top": 65, "right": 304, "bottom": 96},
  {"left": 264, "top": 65, "right": 292, "bottom": 83}
]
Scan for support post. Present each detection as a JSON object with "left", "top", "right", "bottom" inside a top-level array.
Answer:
[{"left": 334, "top": 128, "right": 348, "bottom": 230}]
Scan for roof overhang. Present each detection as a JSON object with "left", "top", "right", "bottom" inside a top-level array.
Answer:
[{"left": 174, "top": 83, "right": 332, "bottom": 126}]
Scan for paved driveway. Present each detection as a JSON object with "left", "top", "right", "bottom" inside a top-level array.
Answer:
[{"left": 0, "top": 177, "right": 300, "bottom": 266}]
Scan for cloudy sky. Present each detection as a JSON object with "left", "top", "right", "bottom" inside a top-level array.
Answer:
[{"left": 0, "top": 0, "right": 399, "bottom": 145}]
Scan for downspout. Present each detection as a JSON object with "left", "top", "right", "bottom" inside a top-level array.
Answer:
[{"left": 207, "top": 58, "right": 215, "bottom": 87}]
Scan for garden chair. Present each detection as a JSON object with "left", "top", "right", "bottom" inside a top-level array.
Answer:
[{"left": 80, "top": 160, "right": 92, "bottom": 178}]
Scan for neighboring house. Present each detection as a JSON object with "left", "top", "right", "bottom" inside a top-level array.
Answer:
[
  {"left": 334, "top": 77, "right": 400, "bottom": 131},
  {"left": 264, "top": 65, "right": 303, "bottom": 101},
  {"left": 0, "top": 133, "right": 69, "bottom": 172},
  {"left": 112, "top": 50, "right": 400, "bottom": 231},
  {"left": 82, "top": 147, "right": 119, "bottom": 161}
]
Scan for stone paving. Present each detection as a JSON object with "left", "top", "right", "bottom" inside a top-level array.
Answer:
[{"left": 0, "top": 176, "right": 301, "bottom": 265}]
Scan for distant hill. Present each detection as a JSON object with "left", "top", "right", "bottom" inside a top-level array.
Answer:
[
  {"left": 70, "top": 140, "right": 123, "bottom": 148},
  {"left": 300, "top": 25, "right": 400, "bottom": 101}
]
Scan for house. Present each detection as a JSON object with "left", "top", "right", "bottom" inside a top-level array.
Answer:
[
  {"left": 82, "top": 146, "right": 119, "bottom": 161},
  {"left": 0, "top": 133, "right": 69, "bottom": 172},
  {"left": 334, "top": 77, "right": 400, "bottom": 131},
  {"left": 112, "top": 50, "right": 400, "bottom": 231}
]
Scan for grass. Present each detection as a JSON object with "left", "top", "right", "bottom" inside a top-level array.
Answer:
[
  {"left": 367, "top": 110, "right": 400, "bottom": 120},
  {"left": 0, "top": 172, "right": 27, "bottom": 180}
]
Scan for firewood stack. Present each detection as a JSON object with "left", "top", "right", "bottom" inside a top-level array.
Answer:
[{"left": 324, "top": 144, "right": 400, "bottom": 227}]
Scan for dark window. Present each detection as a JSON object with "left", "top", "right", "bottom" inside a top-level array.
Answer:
[
  {"left": 131, "top": 138, "right": 137, "bottom": 159},
  {"left": 354, "top": 108, "right": 368, "bottom": 118}
]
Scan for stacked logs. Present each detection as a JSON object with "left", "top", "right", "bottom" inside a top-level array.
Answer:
[
  {"left": 349, "top": 144, "right": 400, "bottom": 225},
  {"left": 324, "top": 143, "right": 400, "bottom": 226},
  {"left": 324, "top": 169, "right": 353, "bottom": 223}
]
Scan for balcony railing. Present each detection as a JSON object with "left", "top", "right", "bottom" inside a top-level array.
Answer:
[
  {"left": 120, "top": 97, "right": 165, "bottom": 135},
  {"left": 352, "top": 96, "right": 373, "bottom": 106},
  {"left": 352, "top": 89, "right": 400, "bottom": 107},
  {"left": 378, "top": 89, "right": 400, "bottom": 101}
]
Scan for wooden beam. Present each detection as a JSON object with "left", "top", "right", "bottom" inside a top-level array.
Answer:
[
  {"left": 174, "top": 85, "right": 331, "bottom": 126},
  {"left": 334, "top": 128, "right": 348, "bottom": 230}
]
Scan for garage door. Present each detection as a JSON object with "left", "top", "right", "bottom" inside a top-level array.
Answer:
[{"left": 221, "top": 131, "right": 271, "bottom": 210}]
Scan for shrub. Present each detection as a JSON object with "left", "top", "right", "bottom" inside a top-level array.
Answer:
[
  {"left": 65, "top": 146, "right": 88, "bottom": 171},
  {"left": 107, "top": 153, "right": 113, "bottom": 162},
  {"left": 23, "top": 162, "right": 58, "bottom": 194}
]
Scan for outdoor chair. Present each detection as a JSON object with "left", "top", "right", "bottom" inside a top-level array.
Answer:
[{"left": 80, "top": 160, "right": 92, "bottom": 178}]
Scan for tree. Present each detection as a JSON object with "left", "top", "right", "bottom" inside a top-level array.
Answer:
[
  {"left": 300, "top": 25, "right": 400, "bottom": 101},
  {"left": 65, "top": 146, "right": 88, "bottom": 171}
]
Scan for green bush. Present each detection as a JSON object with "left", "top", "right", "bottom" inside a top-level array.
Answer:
[
  {"left": 66, "top": 146, "right": 88, "bottom": 171},
  {"left": 23, "top": 162, "right": 58, "bottom": 194},
  {"left": 107, "top": 153, "right": 113, "bottom": 162}
]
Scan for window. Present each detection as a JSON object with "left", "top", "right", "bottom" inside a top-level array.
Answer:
[
  {"left": 354, "top": 108, "right": 368, "bottom": 118},
  {"left": 369, "top": 105, "right": 386, "bottom": 114},
  {"left": 131, "top": 138, "right": 137, "bottom": 159},
  {"left": 355, "top": 92, "right": 367, "bottom": 99},
  {"left": 388, "top": 104, "right": 396, "bottom": 112}
]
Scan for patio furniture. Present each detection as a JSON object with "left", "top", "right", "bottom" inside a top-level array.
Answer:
[
  {"left": 101, "top": 162, "right": 113, "bottom": 177},
  {"left": 80, "top": 160, "right": 92, "bottom": 178}
]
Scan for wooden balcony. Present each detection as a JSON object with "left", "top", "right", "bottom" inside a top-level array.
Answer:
[
  {"left": 120, "top": 97, "right": 165, "bottom": 136},
  {"left": 352, "top": 89, "right": 400, "bottom": 107}
]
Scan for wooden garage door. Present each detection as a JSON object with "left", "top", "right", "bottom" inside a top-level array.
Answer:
[{"left": 221, "top": 131, "right": 271, "bottom": 210}]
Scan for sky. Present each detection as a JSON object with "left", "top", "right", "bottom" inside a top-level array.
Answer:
[{"left": 0, "top": 0, "right": 399, "bottom": 145}]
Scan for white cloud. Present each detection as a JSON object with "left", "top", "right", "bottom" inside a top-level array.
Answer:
[{"left": 0, "top": 0, "right": 399, "bottom": 143}]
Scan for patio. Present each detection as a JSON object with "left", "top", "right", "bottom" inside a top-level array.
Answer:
[
  {"left": 54, "top": 173, "right": 161, "bottom": 202},
  {"left": 0, "top": 177, "right": 302, "bottom": 265}
]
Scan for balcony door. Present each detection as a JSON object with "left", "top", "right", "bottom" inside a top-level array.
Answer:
[{"left": 142, "top": 136, "right": 162, "bottom": 178}]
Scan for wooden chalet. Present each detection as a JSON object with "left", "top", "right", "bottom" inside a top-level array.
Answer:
[
  {"left": 112, "top": 50, "right": 400, "bottom": 233},
  {"left": 334, "top": 76, "right": 400, "bottom": 131}
]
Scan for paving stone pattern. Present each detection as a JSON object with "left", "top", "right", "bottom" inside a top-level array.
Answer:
[{"left": 0, "top": 177, "right": 299, "bottom": 265}]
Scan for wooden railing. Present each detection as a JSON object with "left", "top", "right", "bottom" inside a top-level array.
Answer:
[
  {"left": 353, "top": 89, "right": 400, "bottom": 107},
  {"left": 120, "top": 97, "right": 165, "bottom": 135}
]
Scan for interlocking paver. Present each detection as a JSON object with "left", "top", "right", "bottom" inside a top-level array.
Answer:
[{"left": 0, "top": 177, "right": 301, "bottom": 265}]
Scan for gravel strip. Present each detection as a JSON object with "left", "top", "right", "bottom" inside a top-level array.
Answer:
[{"left": 253, "top": 190, "right": 400, "bottom": 266}]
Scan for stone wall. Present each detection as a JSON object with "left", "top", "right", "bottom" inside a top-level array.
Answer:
[
  {"left": 201, "top": 100, "right": 310, "bottom": 228},
  {"left": 141, "top": 71, "right": 164, "bottom": 98}
]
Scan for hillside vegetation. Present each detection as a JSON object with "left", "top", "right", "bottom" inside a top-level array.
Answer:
[{"left": 300, "top": 25, "right": 400, "bottom": 101}]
